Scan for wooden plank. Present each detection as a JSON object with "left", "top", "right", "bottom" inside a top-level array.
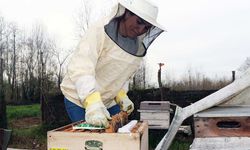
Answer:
[
  {"left": 139, "top": 122, "right": 148, "bottom": 150},
  {"left": 140, "top": 112, "right": 169, "bottom": 120},
  {"left": 190, "top": 137, "right": 250, "bottom": 150},
  {"left": 138, "top": 110, "right": 169, "bottom": 113},
  {"left": 140, "top": 101, "right": 170, "bottom": 110},
  {"left": 54, "top": 120, "right": 84, "bottom": 132},
  {"left": 141, "top": 119, "right": 169, "bottom": 125},
  {"left": 148, "top": 125, "right": 168, "bottom": 129},
  {"left": 194, "top": 117, "right": 250, "bottom": 137},
  {"left": 194, "top": 106, "right": 250, "bottom": 118},
  {"left": 142, "top": 120, "right": 169, "bottom": 129}
]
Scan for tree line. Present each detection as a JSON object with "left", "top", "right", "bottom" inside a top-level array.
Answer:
[{"left": 0, "top": 16, "right": 67, "bottom": 105}]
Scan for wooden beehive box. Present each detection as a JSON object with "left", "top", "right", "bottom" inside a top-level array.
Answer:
[
  {"left": 47, "top": 121, "right": 148, "bottom": 150},
  {"left": 193, "top": 106, "right": 250, "bottom": 137},
  {"left": 190, "top": 106, "right": 250, "bottom": 149},
  {"left": 138, "top": 101, "right": 170, "bottom": 129}
]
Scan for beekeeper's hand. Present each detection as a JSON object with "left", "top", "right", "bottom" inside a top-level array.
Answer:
[
  {"left": 115, "top": 90, "right": 134, "bottom": 115},
  {"left": 84, "top": 92, "right": 111, "bottom": 128}
]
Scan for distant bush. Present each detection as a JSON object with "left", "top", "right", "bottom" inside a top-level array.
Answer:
[
  {"left": 163, "top": 68, "right": 231, "bottom": 91},
  {"left": 165, "top": 77, "right": 230, "bottom": 91}
]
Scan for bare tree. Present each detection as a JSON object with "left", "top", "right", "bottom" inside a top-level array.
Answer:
[
  {"left": 29, "top": 23, "right": 47, "bottom": 102},
  {"left": 4, "top": 26, "right": 11, "bottom": 86},
  {"left": 51, "top": 48, "right": 70, "bottom": 90},
  {"left": 75, "top": 0, "right": 92, "bottom": 38},
  {"left": 0, "top": 17, "right": 62, "bottom": 106},
  {"left": 165, "top": 68, "right": 230, "bottom": 91},
  {"left": 29, "top": 23, "right": 57, "bottom": 122},
  {"left": 74, "top": 0, "right": 114, "bottom": 38},
  {"left": 8, "top": 23, "right": 19, "bottom": 102},
  {"left": 18, "top": 30, "right": 32, "bottom": 102}
]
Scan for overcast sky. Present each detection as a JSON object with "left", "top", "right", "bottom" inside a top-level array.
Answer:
[{"left": 1, "top": 0, "right": 250, "bottom": 82}]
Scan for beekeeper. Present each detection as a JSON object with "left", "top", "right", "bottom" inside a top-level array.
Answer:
[{"left": 60, "top": 0, "right": 166, "bottom": 127}]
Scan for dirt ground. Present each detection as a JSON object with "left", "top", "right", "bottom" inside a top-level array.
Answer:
[
  {"left": 8, "top": 117, "right": 47, "bottom": 150},
  {"left": 10, "top": 117, "right": 41, "bottom": 129}
]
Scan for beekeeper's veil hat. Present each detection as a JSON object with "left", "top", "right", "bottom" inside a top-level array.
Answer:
[
  {"left": 118, "top": 0, "right": 166, "bottom": 31},
  {"left": 105, "top": 0, "right": 167, "bottom": 56}
]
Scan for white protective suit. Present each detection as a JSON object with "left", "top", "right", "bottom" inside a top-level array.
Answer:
[{"left": 60, "top": 0, "right": 165, "bottom": 108}]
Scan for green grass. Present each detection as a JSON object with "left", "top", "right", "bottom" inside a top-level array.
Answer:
[
  {"left": 149, "top": 130, "right": 192, "bottom": 150},
  {"left": 12, "top": 124, "right": 47, "bottom": 140},
  {"left": 7, "top": 104, "right": 47, "bottom": 149},
  {"left": 169, "top": 140, "right": 191, "bottom": 150},
  {"left": 7, "top": 104, "right": 41, "bottom": 120}
]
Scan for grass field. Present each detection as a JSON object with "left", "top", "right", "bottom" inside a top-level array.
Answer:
[
  {"left": 6, "top": 104, "right": 192, "bottom": 150},
  {"left": 7, "top": 104, "right": 41, "bottom": 119}
]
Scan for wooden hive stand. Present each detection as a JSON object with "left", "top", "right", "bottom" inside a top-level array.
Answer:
[
  {"left": 138, "top": 101, "right": 170, "bottom": 129},
  {"left": 190, "top": 106, "right": 250, "bottom": 150}
]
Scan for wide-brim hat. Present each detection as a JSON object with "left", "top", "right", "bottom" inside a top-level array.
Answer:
[{"left": 118, "top": 0, "right": 166, "bottom": 31}]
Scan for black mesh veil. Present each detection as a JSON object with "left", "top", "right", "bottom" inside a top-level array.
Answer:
[
  {"left": 104, "top": 4, "right": 164, "bottom": 57},
  {"left": 143, "top": 26, "right": 163, "bottom": 50}
]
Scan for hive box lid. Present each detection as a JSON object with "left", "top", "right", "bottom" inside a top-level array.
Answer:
[
  {"left": 194, "top": 106, "right": 250, "bottom": 118},
  {"left": 139, "top": 101, "right": 170, "bottom": 110}
]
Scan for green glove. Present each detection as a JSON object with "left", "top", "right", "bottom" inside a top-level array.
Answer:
[
  {"left": 115, "top": 90, "right": 134, "bottom": 115},
  {"left": 84, "top": 92, "right": 111, "bottom": 128}
]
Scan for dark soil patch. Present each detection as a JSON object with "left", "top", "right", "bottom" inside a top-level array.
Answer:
[{"left": 10, "top": 117, "right": 41, "bottom": 129}]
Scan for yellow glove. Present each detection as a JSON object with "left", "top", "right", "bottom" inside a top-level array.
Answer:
[
  {"left": 84, "top": 92, "right": 111, "bottom": 128},
  {"left": 115, "top": 90, "right": 134, "bottom": 115}
]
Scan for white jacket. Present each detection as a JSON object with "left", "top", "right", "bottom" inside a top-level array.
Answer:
[
  {"left": 60, "top": 21, "right": 143, "bottom": 108},
  {"left": 61, "top": 2, "right": 164, "bottom": 108}
]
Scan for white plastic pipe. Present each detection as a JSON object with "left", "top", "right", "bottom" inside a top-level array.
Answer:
[{"left": 156, "top": 69, "right": 250, "bottom": 150}]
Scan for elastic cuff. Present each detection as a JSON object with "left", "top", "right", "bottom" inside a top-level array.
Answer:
[{"left": 83, "top": 92, "right": 101, "bottom": 108}]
